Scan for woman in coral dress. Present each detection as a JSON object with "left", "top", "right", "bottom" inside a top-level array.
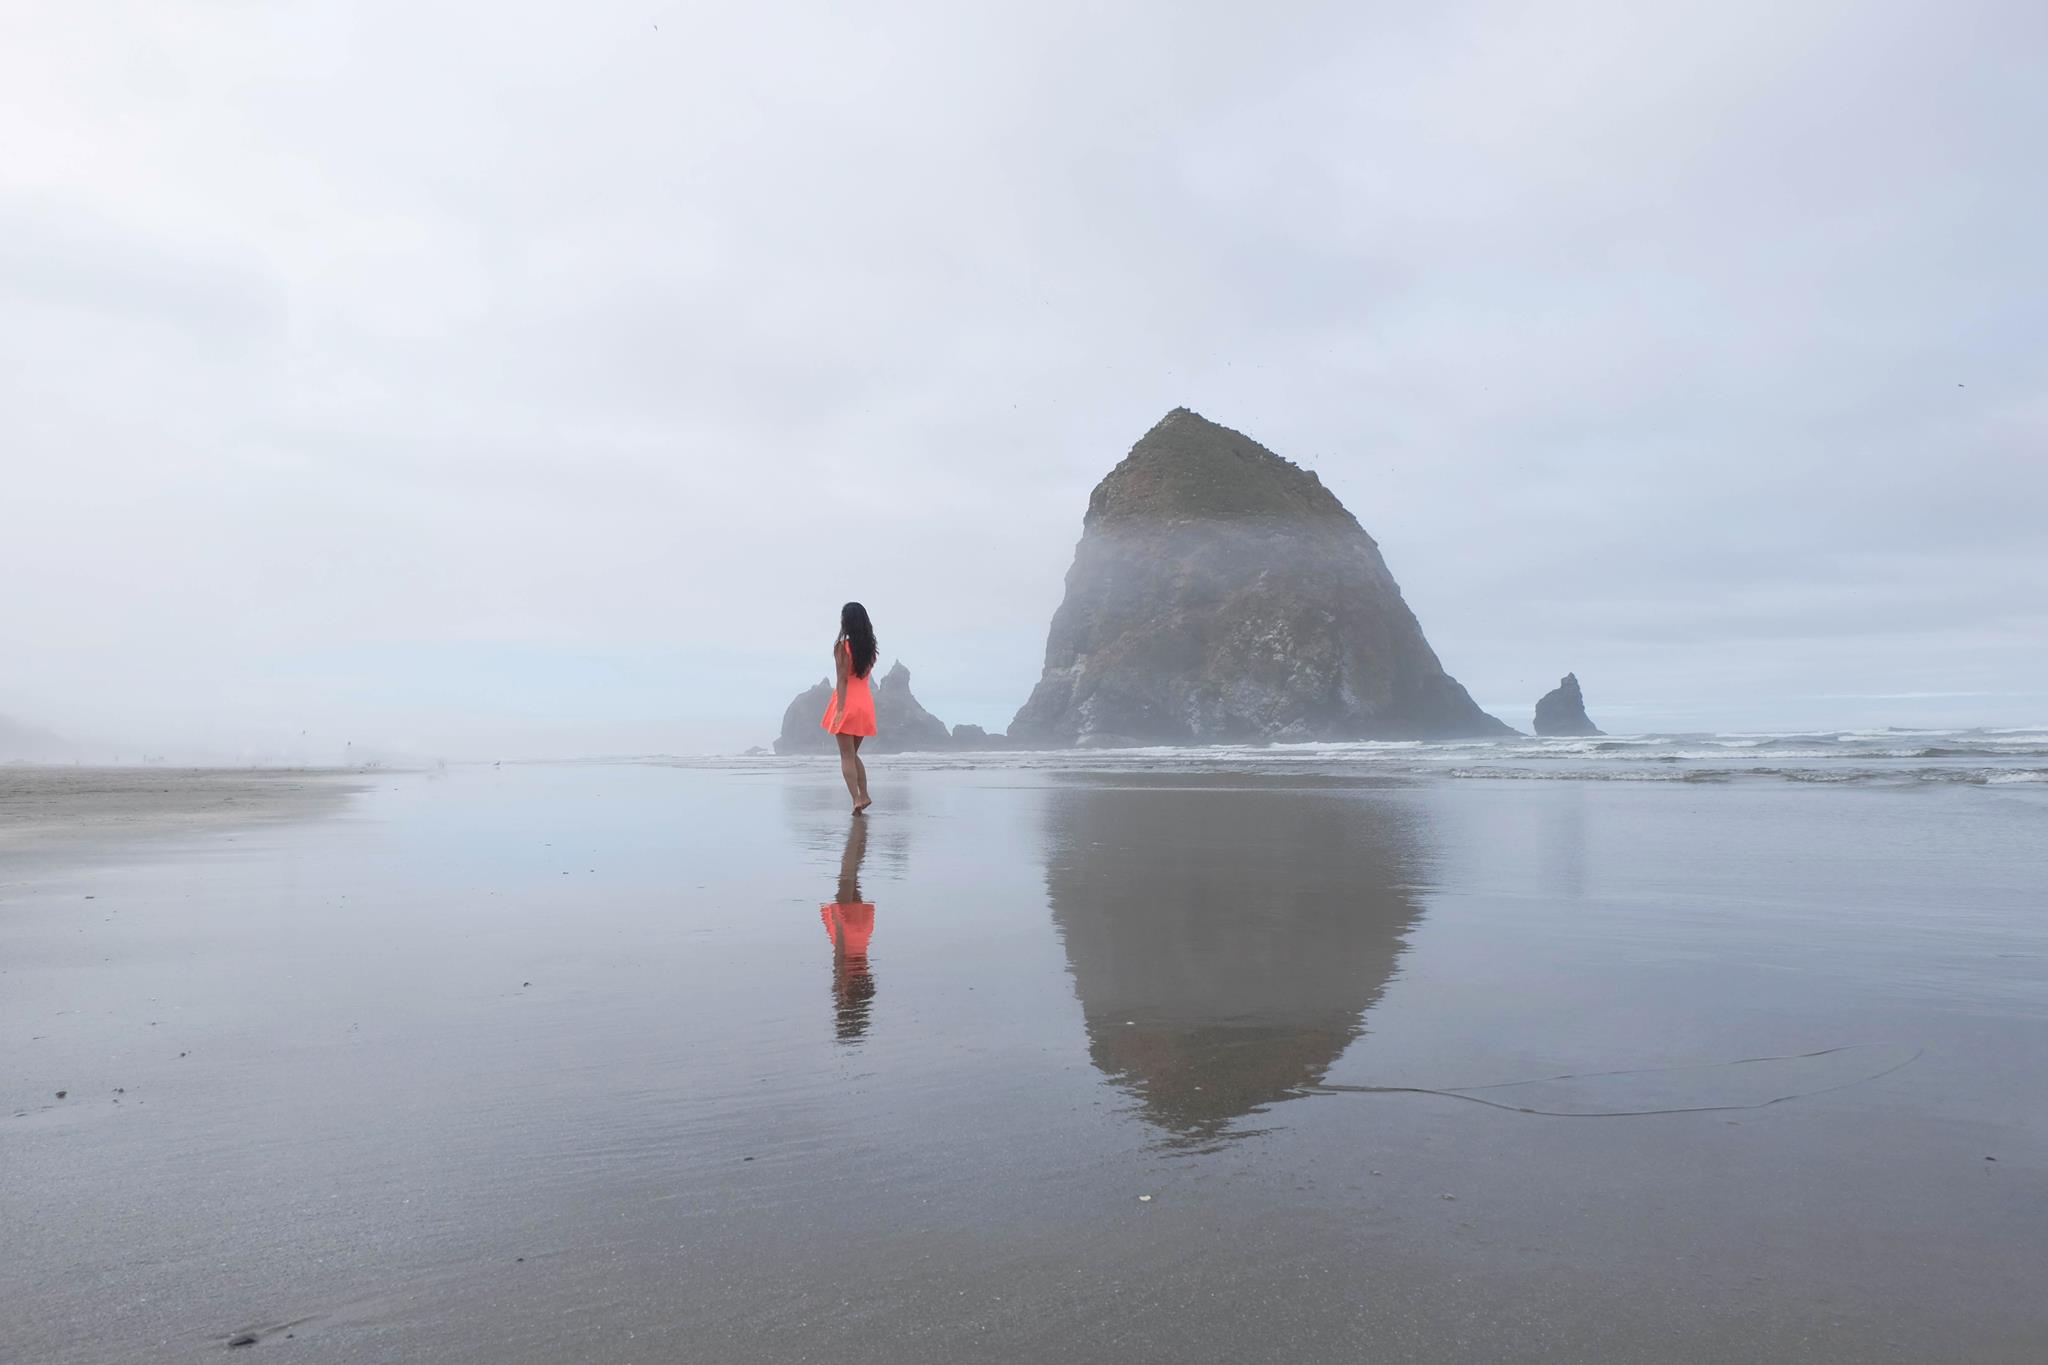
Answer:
[{"left": 821, "top": 601, "right": 878, "bottom": 813}]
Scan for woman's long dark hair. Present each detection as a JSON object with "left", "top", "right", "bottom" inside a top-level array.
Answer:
[{"left": 839, "top": 602, "right": 877, "bottom": 679}]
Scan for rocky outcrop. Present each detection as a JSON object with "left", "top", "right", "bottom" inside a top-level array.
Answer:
[
  {"left": 1009, "top": 409, "right": 1514, "bottom": 746},
  {"left": 873, "top": 663, "right": 953, "bottom": 750},
  {"left": 1533, "top": 673, "right": 1603, "bottom": 736},
  {"left": 950, "top": 724, "right": 1008, "bottom": 750},
  {"left": 772, "top": 662, "right": 956, "bottom": 754},
  {"left": 772, "top": 681, "right": 837, "bottom": 755}
]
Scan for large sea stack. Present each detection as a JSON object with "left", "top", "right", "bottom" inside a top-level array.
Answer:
[
  {"left": 1009, "top": 409, "right": 1514, "bottom": 746},
  {"left": 1533, "top": 672, "right": 1604, "bottom": 737}
]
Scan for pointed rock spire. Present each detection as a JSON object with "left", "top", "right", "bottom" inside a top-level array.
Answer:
[{"left": 1533, "top": 673, "right": 1604, "bottom": 737}]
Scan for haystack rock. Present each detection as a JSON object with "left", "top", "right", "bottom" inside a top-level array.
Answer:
[
  {"left": 1533, "top": 672, "right": 1603, "bottom": 737},
  {"left": 772, "top": 661, "right": 955, "bottom": 754},
  {"left": 1009, "top": 409, "right": 1514, "bottom": 746}
]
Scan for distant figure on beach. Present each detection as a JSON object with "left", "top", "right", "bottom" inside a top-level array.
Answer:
[
  {"left": 820, "top": 601, "right": 878, "bottom": 814},
  {"left": 821, "top": 816, "right": 877, "bottom": 1042}
]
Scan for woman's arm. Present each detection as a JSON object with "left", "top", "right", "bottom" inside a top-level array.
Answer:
[{"left": 834, "top": 641, "right": 850, "bottom": 716}]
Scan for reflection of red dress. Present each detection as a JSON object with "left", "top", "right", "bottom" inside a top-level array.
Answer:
[{"left": 821, "top": 902, "right": 875, "bottom": 957}]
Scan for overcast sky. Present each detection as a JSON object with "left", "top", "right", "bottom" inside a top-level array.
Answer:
[{"left": 4, "top": 1, "right": 2044, "bottom": 759}]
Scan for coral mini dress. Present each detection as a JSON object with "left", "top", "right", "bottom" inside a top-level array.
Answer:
[{"left": 820, "top": 640, "right": 878, "bottom": 737}]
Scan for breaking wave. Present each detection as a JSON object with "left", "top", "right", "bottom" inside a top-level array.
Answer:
[{"left": 665, "top": 725, "right": 2048, "bottom": 791}]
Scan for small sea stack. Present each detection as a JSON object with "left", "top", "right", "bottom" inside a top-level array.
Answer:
[
  {"left": 1533, "top": 673, "right": 1604, "bottom": 737},
  {"left": 772, "top": 662, "right": 955, "bottom": 754}
]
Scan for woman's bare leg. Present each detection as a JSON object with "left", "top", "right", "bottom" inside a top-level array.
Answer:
[
  {"left": 852, "top": 736, "right": 872, "bottom": 813},
  {"left": 836, "top": 733, "right": 862, "bottom": 807}
]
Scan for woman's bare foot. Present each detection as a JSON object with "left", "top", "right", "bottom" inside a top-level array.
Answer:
[{"left": 853, "top": 797, "right": 872, "bottom": 815}]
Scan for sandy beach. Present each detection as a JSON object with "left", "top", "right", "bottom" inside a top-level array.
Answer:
[
  {"left": 9, "top": 1, "right": 2047, "bottom": 1358},
  {"left": 4, "top": 755, "right": 2044, "bottom": 1362},
  {"left": 0, "top": 767, "right": 364, "bottom": 862}
]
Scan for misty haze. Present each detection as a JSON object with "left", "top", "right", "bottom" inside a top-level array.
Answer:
[{"left": 5, "top": 5, "right": 2045, "bottom": 1363}]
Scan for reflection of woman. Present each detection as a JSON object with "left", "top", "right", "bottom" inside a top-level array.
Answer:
[
  {"left": 820, "top": 602, "right": 878, "bottom": 815},
  {"left": 821, "top": 816, "right": 877, "bottom": 1042}
]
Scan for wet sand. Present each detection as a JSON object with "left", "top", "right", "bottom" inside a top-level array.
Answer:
[
  {"left": 0, "top": 767, "right": 363, "bottom": 861},
  {"left": 3, "top": 761, "right": 2044, "bottom": 1361}
]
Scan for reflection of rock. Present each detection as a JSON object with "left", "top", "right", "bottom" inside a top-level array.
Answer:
[
  {"left": 772, "top": 661, "right": 955, "bottom": 754},
  {"left": 1011, "top": 409, "right": 1513, "bottom": 746},
  {"left": 1533, "top": 672, "right": 1603, "bottom": 737},
  {"left": 1041, "top": 779, "right": 1425, "bottom": 1145}
]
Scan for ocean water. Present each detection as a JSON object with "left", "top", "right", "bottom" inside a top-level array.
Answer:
[
  {"left": 4, "top": 741, "right": 2045, "bottom": 1362},
  {"left": 691, "top": 724, "right": 2048, "bottom": 786}
]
